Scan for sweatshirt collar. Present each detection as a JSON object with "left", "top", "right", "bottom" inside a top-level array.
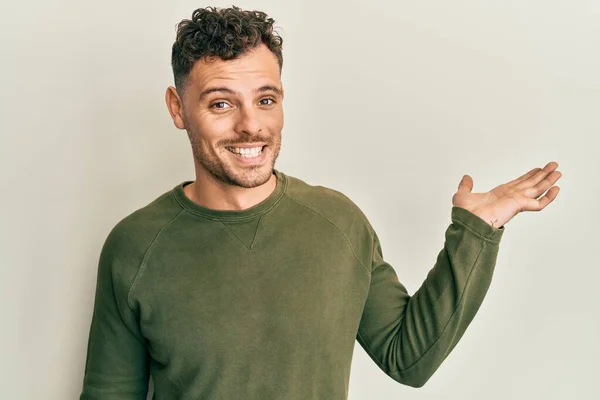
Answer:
[{"left": 172, "top": 169, "right": 288, "bottom": 221}]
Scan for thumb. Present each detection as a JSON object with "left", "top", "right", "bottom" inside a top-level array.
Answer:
[{"left": 458, "top": 174, "right": 473, "bottom": 193}]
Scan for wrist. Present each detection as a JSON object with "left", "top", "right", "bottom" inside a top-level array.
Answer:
[{"left": 470, "top": 207, "right": 501, "bottom": 228}]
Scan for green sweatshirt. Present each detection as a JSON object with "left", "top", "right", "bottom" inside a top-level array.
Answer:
[{"left": 80, "top": 169, "right": 504, "bottom": 399}]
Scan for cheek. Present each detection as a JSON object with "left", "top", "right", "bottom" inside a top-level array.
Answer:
[
  {"left": 195, "top": 114, "right": 234, "bottom": 143},
  {"left": 267, "top": 109, "right": 284, "bottom": 131}
]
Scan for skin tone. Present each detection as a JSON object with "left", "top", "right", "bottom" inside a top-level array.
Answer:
[
  {"left": 165, "top": 44, "right": 284, "bottom": 211},
  {"left": 164, "top": 42, "right": 564, "bottom": 223},
  {"left": 452, "top": 161, "right": 562, "bottom": 228}
]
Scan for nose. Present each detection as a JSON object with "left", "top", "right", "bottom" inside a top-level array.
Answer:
[{"left": 234, "top": 105, "right": 263, "bottom": 136}]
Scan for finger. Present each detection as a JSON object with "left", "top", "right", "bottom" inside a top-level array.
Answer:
[
  {"left": 526, "top": 186, "right": 560, "bottom": 211},
  {"left": 529, "top": 170, "right": 563, "bottom": 198},
  {"left": 517, "top": 161, "right": 559, "bottom": 189},
  {"left": 508, "top": 168, "right": 541, "bottom": 185},
  {"left": 508, "top": 168, "right": 540, "bottom": 186},
  {"left": 458, "top": 174, "right": 473, "bottom": 193}
]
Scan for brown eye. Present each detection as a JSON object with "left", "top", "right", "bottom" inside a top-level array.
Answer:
[
  {"left": 211, "top": 101, "right": 230, "bottom": 109},
  {"left": 259, "top": 98, "right": 275, "bottom": 106}
]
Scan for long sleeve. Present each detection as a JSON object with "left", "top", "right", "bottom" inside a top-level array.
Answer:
[
  {"left": 80, "top": 225, "right": 150, "bottom": 399},
  {"left": 356, "top": 206, "right": 505, "bottom": 388}
]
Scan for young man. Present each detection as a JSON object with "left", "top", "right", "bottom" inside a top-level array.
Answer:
[{"left": 80, "top": 6, "right": 561, "bottom": 399}]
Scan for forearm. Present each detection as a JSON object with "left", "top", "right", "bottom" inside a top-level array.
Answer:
[{"left": 357, "top": 206, "right": 504, "bottom": 387}]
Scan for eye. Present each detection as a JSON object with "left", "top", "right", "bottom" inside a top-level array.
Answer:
[
  {"left": 210, "top": 101, "right": 231, "bottom": 110},
  {"left": 259, "top": 98, "right": 275, "bottom": 106}
]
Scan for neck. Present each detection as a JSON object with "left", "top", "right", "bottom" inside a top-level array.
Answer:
[{"left": 185, "top": 168, "right": 277, "bottom": 211}]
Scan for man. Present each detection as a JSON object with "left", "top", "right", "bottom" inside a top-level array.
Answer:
[{"left": 80, "top": 6, "right": 562, "bottom": 399}]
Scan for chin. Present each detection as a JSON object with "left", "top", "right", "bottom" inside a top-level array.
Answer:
[
  {"left": 208, "top": 158, "right": 272, "bottom": 188},
  {"left": 228, "top": 166, "right": 274, "bottom": 188},
  {"left": 197, "top": 145, "right": 278, "bottom": 189}
]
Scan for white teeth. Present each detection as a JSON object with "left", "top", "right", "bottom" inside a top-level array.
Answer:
[{"left": 227, "top": 146, "right": 263, "bottom": 158}]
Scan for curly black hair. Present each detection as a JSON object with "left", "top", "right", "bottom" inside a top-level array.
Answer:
[{"left": 171, "top": 6, "right": 284, "bottom": 94}]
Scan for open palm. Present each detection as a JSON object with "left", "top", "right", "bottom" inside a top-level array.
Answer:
[{"left": 452, "top": 161, "right": 562, "bottom": 228}]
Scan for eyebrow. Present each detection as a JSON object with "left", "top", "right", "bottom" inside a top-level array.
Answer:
[{"left": 198, "top": 85, "right": 282, "bottom": 101}]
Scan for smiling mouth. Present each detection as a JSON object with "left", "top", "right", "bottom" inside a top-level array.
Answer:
[{"left": 225, "top": 145, "right": 266, "bottom": 158}]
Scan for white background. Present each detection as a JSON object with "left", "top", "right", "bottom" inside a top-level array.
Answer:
[{"left": 1, "top": 0, "right": 599, "bottom": 399}]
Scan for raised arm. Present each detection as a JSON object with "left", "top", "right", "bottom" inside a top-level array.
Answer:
[
  {"left": 356, "top": 161, "right": 561, "bottom": 387},
  {"left": 356, "top": 206, "right": 504, "bottom": 387}
]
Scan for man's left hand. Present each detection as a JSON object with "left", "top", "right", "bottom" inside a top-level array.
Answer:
[{"left": 452, "top": 161, "right": 562, "bottom": 228}]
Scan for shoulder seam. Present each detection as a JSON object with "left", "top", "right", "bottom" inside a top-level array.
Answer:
[
  {"left": 126, "top": 209, "right": 185, "bottom": 313},
  {"left": 283, "top": 192, "right": 371, "bottom": 276}
]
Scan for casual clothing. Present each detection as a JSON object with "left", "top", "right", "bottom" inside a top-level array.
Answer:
[{"left": 80, "top": 169, "right": 504, "bottom": 399}]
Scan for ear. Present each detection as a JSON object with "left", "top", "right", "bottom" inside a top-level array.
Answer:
[{"left": 165, "top": 86, "right": 186, "bottom": 130}]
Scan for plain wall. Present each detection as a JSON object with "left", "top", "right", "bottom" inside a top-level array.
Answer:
[{"left": 1, "top": 0, "right": 599, "bottom": 398}]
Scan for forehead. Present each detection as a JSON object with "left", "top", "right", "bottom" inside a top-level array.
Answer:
[{"left": 188, "top": 44, "right": 281, "bottom": 93}]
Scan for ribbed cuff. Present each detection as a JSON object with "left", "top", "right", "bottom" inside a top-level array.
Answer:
[{"left": 451, "top": 206, "right": 505, "bottom": 244}]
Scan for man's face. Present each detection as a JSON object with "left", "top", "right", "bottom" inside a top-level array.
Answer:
[{"left": 169, "top": 44, "right": 284, "bottom": 189}]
